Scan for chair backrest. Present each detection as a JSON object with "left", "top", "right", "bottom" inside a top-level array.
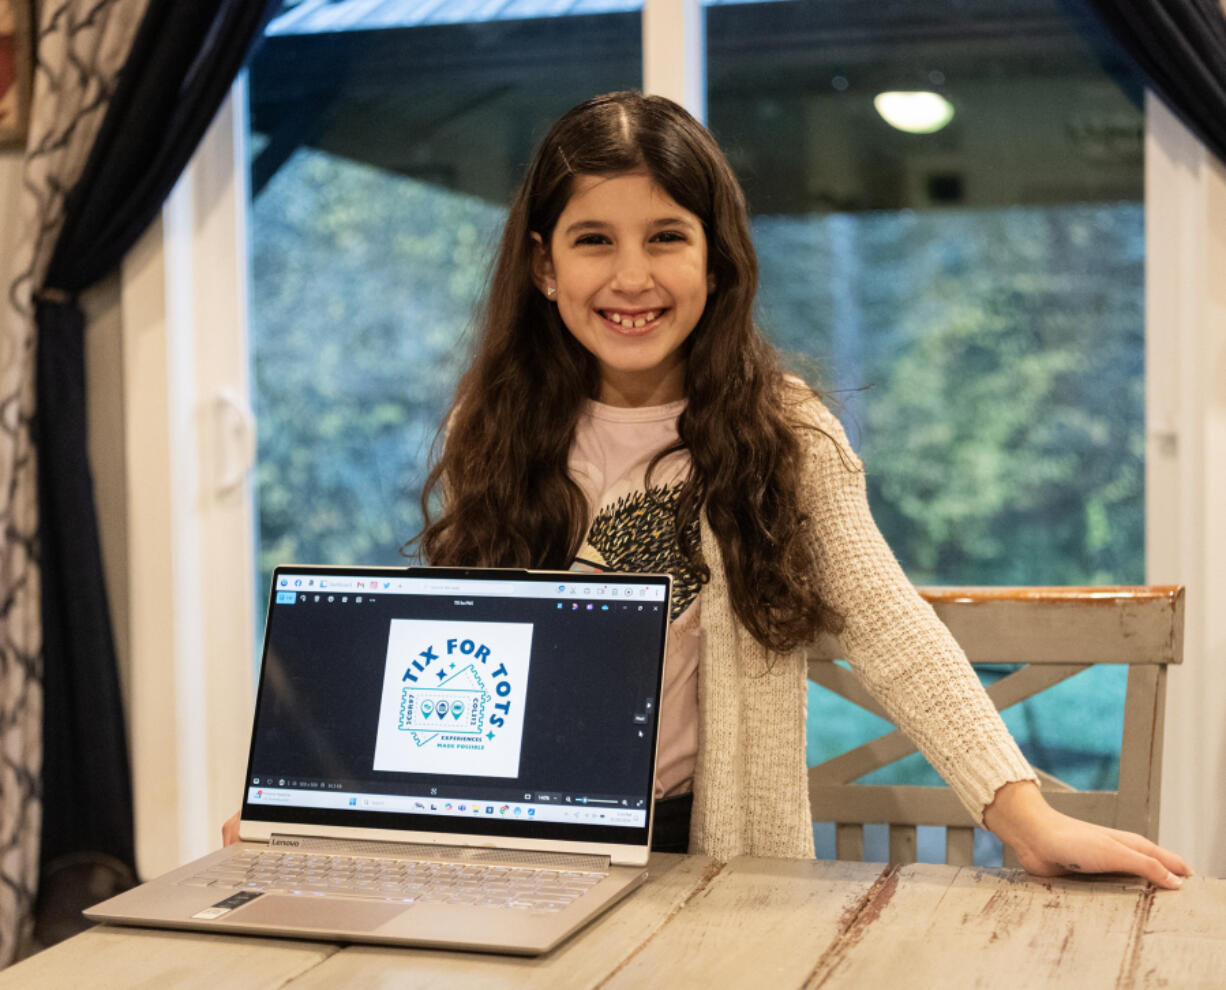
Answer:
[{"left": 806, "top": 586, "right": 1184, "bottom": 866}]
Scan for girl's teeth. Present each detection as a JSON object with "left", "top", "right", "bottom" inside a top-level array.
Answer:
[{"left": 606, "top": 310, "right": 660, "bottom": 326}]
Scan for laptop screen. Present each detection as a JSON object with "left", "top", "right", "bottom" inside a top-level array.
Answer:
[{"left": 241, "top": 566, "right": 671, "bottom": 850}]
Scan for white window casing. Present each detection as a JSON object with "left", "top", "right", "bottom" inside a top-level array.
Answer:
[
  {"left": 643, "top": 0, "right": 705, "bottom": 121},
  {"left": 117, "top": 83, "right": 256, "bottom": 877},
  {"left": 1145, "top": 92, "right": 1226, "bottom": 876}
]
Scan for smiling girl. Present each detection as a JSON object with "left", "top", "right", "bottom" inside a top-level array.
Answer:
[{"left": 405, "top": 92, "right": 1190, "bottom": 886}]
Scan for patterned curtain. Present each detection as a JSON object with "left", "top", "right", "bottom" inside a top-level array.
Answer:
[{"left": 1, "top": 0, "right": 152, "bottom": 964}]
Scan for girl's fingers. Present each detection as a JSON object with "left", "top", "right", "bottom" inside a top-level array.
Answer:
[
  {"left": 1022, "top": 816, "right": 1189, "bottom": 889},
  {"left": 1104, "top": 828, "right": 1192, "bottom": 878},
  {"left": 1105, "top": 845, "right": 1184, "bottom": 889}
]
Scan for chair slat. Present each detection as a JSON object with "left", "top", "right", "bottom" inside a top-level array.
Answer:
[
  {"left": 811, "top": 781, "right": 1121, "bottom": 826},
  {"left": 1115, "top": 664, "right": 1167, "bottom": 839},
  {"left": 809, "top": 727, "right": 917, "bottom": 786},
  {"left": 1032, "top": 768, "right": 1076, "bottom": 792},
  {"left": 920, "top": 588, "right": 1184, "bottom": 665},
  {"left": 805, "top": 660, "right": 890, "bottom": 721},
  {"left": 889, "top": 826, "right": 917, "bottom": 865},
  {"left": 835, "top": 824, "right": 864, "bottom": 861},
  {"left": 983, "top": 663, "right": 1089, "bottom": 710},
  {"left": 945, "top": 827, "right": 975, "bottom": 866},
  {"left": 805, "top": 588, "right": 1184, "bottom": 664}
]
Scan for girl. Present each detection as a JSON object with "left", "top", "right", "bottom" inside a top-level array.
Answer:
[{"left": 411, "top": 91, "right": 1187, "bottom": 886}]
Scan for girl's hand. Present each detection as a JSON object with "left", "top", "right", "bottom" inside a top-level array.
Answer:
[
  {"left": 982, "top": 781, "right": 1190, "bottom": 890},
  {"left": 221, "top": 810, "right": 241, "bottom": 846}
]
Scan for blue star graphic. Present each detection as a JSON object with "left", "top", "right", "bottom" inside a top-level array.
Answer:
[{"left": 486, "top": 731, "right": 495, "bottom": 741}]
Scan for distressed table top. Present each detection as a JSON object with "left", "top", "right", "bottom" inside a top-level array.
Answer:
[{"left": 2, "top": 855, "right": 1222, "bottom": 989}]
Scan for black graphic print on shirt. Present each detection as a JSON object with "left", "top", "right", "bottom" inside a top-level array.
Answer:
[{"left": 573, "top": 482, "right": 701, "bottom": 622}]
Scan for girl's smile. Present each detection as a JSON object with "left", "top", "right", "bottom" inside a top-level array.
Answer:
[
  {"left": 599, "top": 308, "right": 664, "bottom": 333},
  {"left": 534, "top": 172, "right": 710, "bottom": 407}
]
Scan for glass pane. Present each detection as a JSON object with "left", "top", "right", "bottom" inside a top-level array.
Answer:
[
  {"left": 706, "top": 0, "right": 1146, "bottom": 810},
  {"left": 248, "top": 4, "right": 642, "bottom": 601}
]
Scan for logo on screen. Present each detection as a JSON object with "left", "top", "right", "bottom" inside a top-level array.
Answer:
[{"left": 373, "top": 620, "right": 533, "bottom": 778}]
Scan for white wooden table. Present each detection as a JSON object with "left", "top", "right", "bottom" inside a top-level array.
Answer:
[{"left": 2, "top": 855, "right": 1222, "bottom": 989}]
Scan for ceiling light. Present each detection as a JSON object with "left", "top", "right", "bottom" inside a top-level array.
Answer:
[{"left": 874, "top": 91, "right": 955, "bottom": 134}]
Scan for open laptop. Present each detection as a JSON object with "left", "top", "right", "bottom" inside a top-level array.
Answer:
[{"left": 87, "top": 564, "right": 672, "bottom": 954}]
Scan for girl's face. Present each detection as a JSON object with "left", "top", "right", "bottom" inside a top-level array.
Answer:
[{"left": 534, "top": 172, "right": 710, "bottom": 407}]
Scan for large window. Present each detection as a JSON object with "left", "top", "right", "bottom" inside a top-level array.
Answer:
[{"left": 248, "top": 0, "right": 1148, "bottom": 862}]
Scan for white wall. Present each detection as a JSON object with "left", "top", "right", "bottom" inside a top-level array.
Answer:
[{"left": 1147, "top": 96, "right": 1226, "bottom": 876}]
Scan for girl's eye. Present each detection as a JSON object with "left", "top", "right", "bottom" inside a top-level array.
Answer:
[
  {"left": 574, "top": 233, "right": 610, "bottom": 246},
  {"left": 652, "top": 230, "right": 686, "bottom": 243}
]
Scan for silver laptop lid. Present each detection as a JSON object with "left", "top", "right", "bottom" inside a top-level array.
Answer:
[{"left": 239, "top": 566, "right": 671, "bottom": 864}]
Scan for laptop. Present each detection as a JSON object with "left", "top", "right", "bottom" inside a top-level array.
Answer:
[{"left": 87, "top": 564, "right": 672, "bottom": 955}]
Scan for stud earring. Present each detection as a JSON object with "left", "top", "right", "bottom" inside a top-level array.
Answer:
[{"left": 545, "top": 286, "right": 557, "bottom": 299}]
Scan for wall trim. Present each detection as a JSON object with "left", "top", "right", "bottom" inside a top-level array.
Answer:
[{"left": 1145, "top": 91, "right": 1226, "bottom": 875}]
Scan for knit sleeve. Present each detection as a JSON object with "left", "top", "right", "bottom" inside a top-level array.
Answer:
[{"left": 794, "top": 394, "right": 1037, "bottom": 826}]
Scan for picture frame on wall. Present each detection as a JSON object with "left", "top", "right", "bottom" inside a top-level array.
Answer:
[{"left": 0, "top": 0, "right": 33, "bottom": 148}]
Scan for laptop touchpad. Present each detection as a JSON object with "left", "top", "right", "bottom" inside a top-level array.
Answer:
[{"left": 228, "top": 895, "right": 410, "bottom": 932}]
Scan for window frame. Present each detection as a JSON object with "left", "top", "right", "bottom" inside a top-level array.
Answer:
[
  {"left": 115, "top": 81, "right": 257, "bottom": 877},
  {"left": 1142, "top": 91, "right": 1226, "bottom": 873}
]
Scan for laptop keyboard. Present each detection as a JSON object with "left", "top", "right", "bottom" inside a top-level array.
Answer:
[{"left": 181, "top": 849, "right": 604, "bottom": 912}]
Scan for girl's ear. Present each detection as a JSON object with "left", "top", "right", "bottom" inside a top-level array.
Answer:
[{"left": 530, "top": 232, "right": 557, "bottom": 299}]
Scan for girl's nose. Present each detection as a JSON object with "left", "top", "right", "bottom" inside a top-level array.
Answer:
[{"left": 611, "top": 251, "right": 652, "bottom": 293}]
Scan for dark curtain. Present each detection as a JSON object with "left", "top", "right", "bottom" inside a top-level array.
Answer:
[
  {"left": 1086, "top": 0, "right": 1226, "bottom": 164},
  {"left": 33, "top": 0, "right": 278, "bottom": 914}
]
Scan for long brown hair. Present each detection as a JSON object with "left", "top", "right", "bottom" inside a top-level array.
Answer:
[{"left": 412, "top": 92, "right": 842, "bottom": 652}]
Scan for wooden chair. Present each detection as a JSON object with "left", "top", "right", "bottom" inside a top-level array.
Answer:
[{"left": 806, "top": 586, "right": 1185, "bottom": 867}]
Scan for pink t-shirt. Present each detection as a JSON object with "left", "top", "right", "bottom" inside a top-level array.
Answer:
[{"left": 568, "top": 399, "right": 700, "bottom": 799}]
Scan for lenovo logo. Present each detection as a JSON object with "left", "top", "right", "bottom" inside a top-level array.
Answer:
[{"left": 269, "top": 838, "right": 301, "bottom": 848}]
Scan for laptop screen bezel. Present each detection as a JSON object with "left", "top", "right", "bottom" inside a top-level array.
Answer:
[{"left": 238, "top": 565, "right": 671, "bottom": 866}]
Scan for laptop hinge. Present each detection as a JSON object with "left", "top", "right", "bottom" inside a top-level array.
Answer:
[{"left": 266, "top": 833, "right": 612, "bottom": 870}]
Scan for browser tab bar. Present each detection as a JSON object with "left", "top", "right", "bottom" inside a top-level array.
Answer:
[{"left": 274, "top": 573, "right": 668, "bottom": 601}]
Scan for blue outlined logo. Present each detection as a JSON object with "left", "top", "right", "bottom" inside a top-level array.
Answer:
[
  {"left": 399, "top": 636, "right": 519, "bottom": 741},
  {"left": 373, "top": 620, "right": 533, "bottom": 778}
]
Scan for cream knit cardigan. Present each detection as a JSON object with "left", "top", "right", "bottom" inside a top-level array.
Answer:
[{"left": 689, "top": 394, "right": 1036, "bottom": 860}]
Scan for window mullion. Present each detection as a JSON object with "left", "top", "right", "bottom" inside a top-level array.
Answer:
[{"left": 643, "top": 0, "right": 705, "bottom": 122}]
